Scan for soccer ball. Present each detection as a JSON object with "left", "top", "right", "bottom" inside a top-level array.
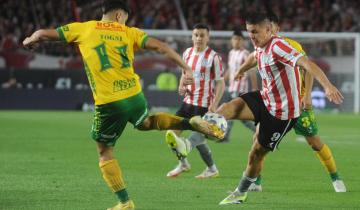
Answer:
[{"left": 202, "top": 113, "right": 228, "bottom": 140}]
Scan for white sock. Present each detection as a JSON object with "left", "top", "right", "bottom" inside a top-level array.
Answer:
[{"left": 208, "top": 164, "right": 217, "bottom": 171}]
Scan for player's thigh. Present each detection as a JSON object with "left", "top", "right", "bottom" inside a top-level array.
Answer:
[
  {"left": 92, "top": 93, "right": 148, "bottom": 146},
  {"left": 217, "top": 97, "right": 254, "bottom": 120},
  {"left": 293, "top": 109, "right": 319, "bottom": 137},
  {"left": 128, "top": 93, "right": 150, "bottom": 128},
  {"left": 91, "top": 108, "right": 127, "bottom": 147},
  {"left": 258, "top": 114, "right": 298, "bottom": 151}
]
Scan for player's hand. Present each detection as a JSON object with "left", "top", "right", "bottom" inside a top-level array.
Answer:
[
  {"left": 234, "top": 70, "right": 244, "bottom": 80},
  {"left": 182, "top": 68, "right": 193, "bottom": 85},
  {"left": 324, "top": 84, "right": 344, "bottom": 104},
  {"left": 23, "top": 37, "right": 39, "bottom": 50},
  {"left": 178, "top": 85, "right": 187, "bottom": 96}
]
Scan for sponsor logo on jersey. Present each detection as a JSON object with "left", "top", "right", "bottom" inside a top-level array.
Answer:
[
  {"left": 96, "top": 22, "right": 126, "bottom": 32},
  {"left": 113, "top": 78, "right": 137, "bottom": 92}
]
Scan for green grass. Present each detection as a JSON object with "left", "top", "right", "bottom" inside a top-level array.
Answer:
[{"left": 0, "top": 111, "right": 359, "bottom": 210}]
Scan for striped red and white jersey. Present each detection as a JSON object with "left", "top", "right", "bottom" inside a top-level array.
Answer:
[
  {"left": 183, "top": 46, "right": 224, "bottom": 108},
  {"left": 255, "top": 36, "right": 303, "bottom": 120},
  {"left": 228, "top": 48, "right": 250, "bottom": 94}
]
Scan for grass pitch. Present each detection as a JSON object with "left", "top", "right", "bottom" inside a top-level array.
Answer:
[{"left": 0, "top": 111, "right": 359, "bottom": 210}]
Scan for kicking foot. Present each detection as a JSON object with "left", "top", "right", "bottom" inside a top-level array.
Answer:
[{"left": 189, "top": 116, "right": 225, "bottom": 140}]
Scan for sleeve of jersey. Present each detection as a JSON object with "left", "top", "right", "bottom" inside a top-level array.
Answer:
[
  {"left": 272, "top": 41, "right": 303, "bottom": 67},
  {"left": 56, "top": 22, "right": 83, "bottom": 43},
  {"left": 287, "top": 39, "right": 307, "bottom": 56},
  {"left": 133, "top": 28, "right": 149, "bottom": 49},
  {"left": 213, "top": 54, "right": 224, "bottom": 80}
]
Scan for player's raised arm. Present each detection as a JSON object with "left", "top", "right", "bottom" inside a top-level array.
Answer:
[
  {"left": 303, "top": 72, "right": 314, "bottom": 109},
  {"left": 296, "top": 56, "right": 344, "bottom": 104},
  {"left": 144, "top": 37, "right": 193, "bottom": 85},
  {"left": 23, "top": 29, "right": 60, "bottom": 50},
  {"left": 234, "top": 51, "right": 257, "bottom": 80}
]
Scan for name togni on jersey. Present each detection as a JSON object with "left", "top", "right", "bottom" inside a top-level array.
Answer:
[
  {"left": 100, "top": 34, "right": 123, "bottom": 41},
  {"left": 113, "top": 78, "right": 136, "bottom": 92}
]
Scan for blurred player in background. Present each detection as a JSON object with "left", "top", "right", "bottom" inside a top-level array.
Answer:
[
  {"left": 165, "top": 23, "right": 225, "bottom": 179},
  {"left": 214, "top": 12, "right": 343, "bottom": 205},
  {"left": 222, "top": 29, "right": 258, "bottom": 143},
  {"left": 247, "top": 12, "right": 346, "bottom": 193},
  {"left": 22, "top": 0, "right": 224, "bottom": 209}
]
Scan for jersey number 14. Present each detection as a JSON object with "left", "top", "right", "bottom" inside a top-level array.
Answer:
[{"left": 94, "top": 43, "right": 130, "bottom": 71}]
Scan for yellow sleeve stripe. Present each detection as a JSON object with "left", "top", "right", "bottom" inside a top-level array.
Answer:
[
  {"left": 140, "top": 35, "right": 149, "bottom": 49},
  {"left": 56, "top": 27, "right": 67, "bottom": 42}
]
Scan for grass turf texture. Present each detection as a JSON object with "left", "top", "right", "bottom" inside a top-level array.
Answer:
[{"left": 0, "top": 111, "right": 359, "bottom": 210}]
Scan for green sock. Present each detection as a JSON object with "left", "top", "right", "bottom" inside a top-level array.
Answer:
[
  {"left": 330, "top": 172, "right": 340, "bottom": 181},
  {"left": 255, "top": 175, "right": 262, "bottom": 185},
  {"left": 115, "top": 189, "right": 129, "bottom": 203}
]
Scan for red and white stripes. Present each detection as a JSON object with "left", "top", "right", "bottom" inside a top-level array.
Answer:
[
  {"left": 183, "top": 47, "right": 224, "bottom": 108},
  {"left": 255, "top": 36, "right": 303, "bottom": 120},
  {"left": 228, "top": 49, "right": 250, "bottom": 93}
]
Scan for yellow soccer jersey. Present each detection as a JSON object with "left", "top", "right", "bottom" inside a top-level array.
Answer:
[
  {"left": 56, "top": 21, "right": 149, "bottom": 105},
  {"left": 284, "top": 38, "right": 307, "bottom": 99}
]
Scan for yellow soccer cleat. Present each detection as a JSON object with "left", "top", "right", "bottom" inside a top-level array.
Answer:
[
  {"left": 189, "top": 116, "right": 225, "bottom": 140},
  {"left": 107, "top": 200, "right": 135, "bottom": 210}
]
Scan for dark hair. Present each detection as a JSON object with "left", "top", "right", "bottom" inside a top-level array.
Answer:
[
  {"left": 193, "top": 23, "right": 210, "bottom": 32},
  {"left": 245, "top": 12, "right": 269, "bottom": 24},
  {"left": 102, "top": 0, "right": 130, "bottom": 14},
  {"left": 267, "top": 12, "right": 280, "bottom": 24},
  {"left": 233, "top": 28, "right": 244, "bottom": 38}
]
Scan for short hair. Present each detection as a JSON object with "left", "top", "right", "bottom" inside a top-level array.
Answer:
[
  {"left": 267, "top": 12, "right": 280, "bottom": 24},
  {"left": 233, "top": 28, "right": 244, "bottom": 38},
  {"left": 245, "top": 12, "right": 269, "bottom": 25},
  {"left": 193, "top": 23, "right": 210, "bottom": 32},
  {"left": 102, "top": 0, "right": 131, "bottom": 14}
]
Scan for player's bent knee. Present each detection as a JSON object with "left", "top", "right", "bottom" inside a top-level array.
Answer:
[
  {"left": 97, "top": 143, "right": 114, "bottom": 161},
  {"left": 137, "top": 117, "right": 152, "bottom": 130},
  {"left": 306, "top": 136, "right": 323, "bottom": 151}
]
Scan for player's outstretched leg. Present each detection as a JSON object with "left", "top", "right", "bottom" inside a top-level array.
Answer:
[
  {"left": 138, "top": 112, "right": 224, "bottom": 139},
  {"left": 97, "top": 143, "right": 135, "bottom": 210}
]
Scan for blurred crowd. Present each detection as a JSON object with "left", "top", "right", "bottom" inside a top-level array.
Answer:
[
  {"left": 0, "top": 0, "right": 359, "bottom": 57},
  {"left": 181, "top": 0, "right": 360, "bottom": 31}
]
